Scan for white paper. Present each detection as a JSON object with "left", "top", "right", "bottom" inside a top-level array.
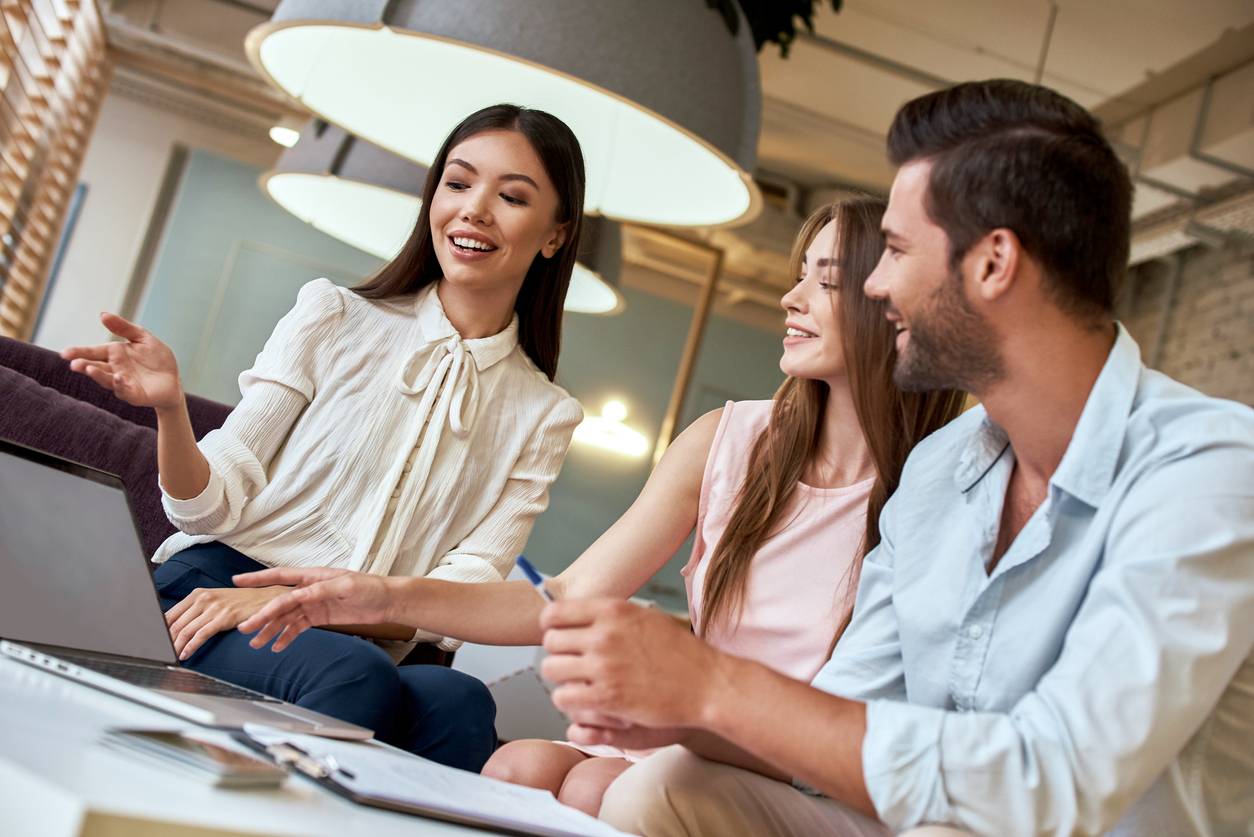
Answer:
[{"left": 245, "top": 726, "right": 629, "bottom": 837}]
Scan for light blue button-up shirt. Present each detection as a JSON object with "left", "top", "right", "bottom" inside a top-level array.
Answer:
[{"left": 812, "top": 326, "right": 1254, "bottom": 836}]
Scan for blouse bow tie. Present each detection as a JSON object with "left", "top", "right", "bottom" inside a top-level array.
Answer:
[{"left": 396, "top": 335, "right": 480, "bottom": 437}]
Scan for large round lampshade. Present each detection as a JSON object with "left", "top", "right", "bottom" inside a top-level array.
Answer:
[
  {"left": 264, "top": 121, "right": 625, "bottom": 315},
  {"left": 247, "top": 0, "right": 761, "bottom": 228}
]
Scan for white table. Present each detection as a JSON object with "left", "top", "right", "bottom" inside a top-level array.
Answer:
[{"left": 0, "top": 657, "right": 504, "bottom": 837}]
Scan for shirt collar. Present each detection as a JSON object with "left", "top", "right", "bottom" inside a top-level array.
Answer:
[
  {"left": 415, "top": 282, "right": 519, "bottom": 372},
  {"left": 954, "top": 323, "right": 1142, "bottom": 507},
  {"left": 954, "top": 410, "right": 1010, "bottom": 494},
  {"left": 1047, "top": 323, "right": 1141, "bottom": 507}
]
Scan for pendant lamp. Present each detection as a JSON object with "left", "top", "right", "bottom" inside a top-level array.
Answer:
[{"left": 247, "top": 0, "right": 761, "bottom": 228}]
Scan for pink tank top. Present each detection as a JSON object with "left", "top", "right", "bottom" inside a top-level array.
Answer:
[
  {"left": 684, "top": 400, "right": 874, "bottom": 682},
  {"left": 558, "top": 400, "right": 875, "bottom": 762}
]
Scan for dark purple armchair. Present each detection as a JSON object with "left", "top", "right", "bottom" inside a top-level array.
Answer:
[
  {"left": 0, "top": 336, "right": 231, "bottom": 559},
  {"left": 0, "top": 336, "right": 450, "bottom": 666}
]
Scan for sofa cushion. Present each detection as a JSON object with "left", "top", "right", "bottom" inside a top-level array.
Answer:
[{"left": 0, "top": 365, "right": 174, "bottom": 559}]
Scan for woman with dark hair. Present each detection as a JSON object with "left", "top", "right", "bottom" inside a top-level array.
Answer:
[
  {"left": 235, "top": 196, "right": 966, "bottom": 809},
  {"left": 60, "top": 104, "right": 586, "bottom": 770}
]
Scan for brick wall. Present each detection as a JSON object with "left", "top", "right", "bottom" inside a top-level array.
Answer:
[{"left": 1118, "top": 240, "right": 1254, "bottom": 406}]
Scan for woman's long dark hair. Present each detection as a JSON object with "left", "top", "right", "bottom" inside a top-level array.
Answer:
[
  {"left": 699, "top": 198, "right": 967, "bottom": 639},
  {"left": 353, "top": 105, "right": 586, "bottom": 380}
]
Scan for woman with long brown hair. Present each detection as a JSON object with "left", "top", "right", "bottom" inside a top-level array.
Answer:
[
  {"left": 234, "top": 196, "right": 965, "bottom": 810},
  {"left": 60, "top": 104, "right": 586, "bottom": 771}
]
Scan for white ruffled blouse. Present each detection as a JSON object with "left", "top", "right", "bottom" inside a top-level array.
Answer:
[{"left": 153, "top": 279, "right": 582, "bottom": 653}]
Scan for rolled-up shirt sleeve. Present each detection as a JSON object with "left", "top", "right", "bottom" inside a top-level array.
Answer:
[
  {"left": 859, "top": 444, "right": 1254, "bottom": 835},
  {"left": 161, "top": 279, "right": 345, "bottom": 534}
]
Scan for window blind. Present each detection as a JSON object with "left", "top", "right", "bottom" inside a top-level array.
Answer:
[{"left": 0, "top": 0, "right": 108, "bottom": 340}]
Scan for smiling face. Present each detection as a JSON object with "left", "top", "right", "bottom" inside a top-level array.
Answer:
[
  {"left": 428, "top": 129, "right": 569, "bottom": 295},
  {"left": 864, "top": 160, "right": 1004, "bottom": 393},
  {"left": 779, "top": 219, "right": 848, "bottom": 382}
]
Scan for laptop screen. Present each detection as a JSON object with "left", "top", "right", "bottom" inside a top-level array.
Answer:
[{"left": 0, "top": 443, "right": 177, "bottom": 663}]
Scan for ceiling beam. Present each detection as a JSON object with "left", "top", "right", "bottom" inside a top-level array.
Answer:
[
  {"left": 1093, "top": 21, "right": 1254, "bottom": 126},
  {"left": 794, "top": 31, "right": 952, "bottom": 89}
]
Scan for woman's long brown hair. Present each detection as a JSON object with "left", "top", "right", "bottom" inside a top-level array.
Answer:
[
  {"left": 352, "top": 105, "right": 585, "bottom": 381},
  {"left": 698, "top": 197, "right": 966, "bottom": 639}
]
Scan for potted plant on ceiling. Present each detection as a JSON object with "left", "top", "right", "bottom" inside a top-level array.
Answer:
[{"left": 707, "top": 0, "right": 844, "bottom": 56}]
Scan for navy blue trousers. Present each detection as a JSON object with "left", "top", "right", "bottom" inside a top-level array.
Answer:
[{"left": 152, "top": 542, "right": 496, "bottom": 771}]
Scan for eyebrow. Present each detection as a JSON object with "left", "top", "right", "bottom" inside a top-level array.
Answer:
[
  {"left": 881, "top": 224, "right": 904, "bottom": 243},
  {"left": 446, "top": 158, "right": 539, "bottom": 190}
]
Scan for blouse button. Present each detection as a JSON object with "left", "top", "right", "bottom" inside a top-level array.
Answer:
[
  {"left": 391, "top": 487, "right": 401, "bottom": 499},
  {"left": 403, "top": 460, "right": 413, "bottom": 474}
]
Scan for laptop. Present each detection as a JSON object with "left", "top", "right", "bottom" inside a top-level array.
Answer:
[{"left": 0, "top": 439, "right": 371, "bottom": 740}]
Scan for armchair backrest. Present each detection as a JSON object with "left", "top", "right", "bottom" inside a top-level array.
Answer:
[{"left": 0, "top": 337, "right": 232, "bottom": 557}]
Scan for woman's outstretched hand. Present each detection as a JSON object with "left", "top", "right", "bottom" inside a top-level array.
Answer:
[
  {"left": 234, "top": 568, "right": 397, "bottom": 652},
  {"left": 61, "top": 313, "right": 183, "bottom": 410}
]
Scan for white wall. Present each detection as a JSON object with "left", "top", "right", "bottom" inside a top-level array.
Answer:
[{"left": 33, "top": 78, "right": 279, "bottom": 350}]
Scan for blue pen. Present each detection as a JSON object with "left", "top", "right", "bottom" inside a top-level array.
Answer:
[{"left": 515, "top": 556, "right": 554, "bottom": 602}]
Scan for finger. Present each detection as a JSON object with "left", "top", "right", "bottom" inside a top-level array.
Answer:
[
  {"left": 540, "top": 653, "right": 596, "bottom": 686},
  {"left": 167, "top": 593, "right": 208, "bottom": 636},
  {"left": 173, "top": 611, "right": 215, "bottom": 658},
  {"left": 539, "top": 598, "right": 625, "bottom": 631},
  {"left": 238, "top": 594, "right": 302, "bottom": 634},
  {"left": 270, "top": 624, "right": 306, "bottom": 653},
  {"left": 100, "top": 311, "right": 148, "bottom": 342},
  {"left": 549, "top": 682, "right": 607, "bottom": 715},
  {"left": 566, "top": 723, "right": 619, "bottom": 747},
  {"left": 164, "top": 591, "right": 199, "bottom": 627},
  {"left": 78, "top": 363, "right": 119, "bottom": 391},
  {"left": 61, "top": 344, "right": 112, "bottom": 362},
  {"left": 68, "top": 358, "right": 113, "bottom": 375},
  {"left": 233, "top": 567, "right": 318, "bottom": 588},
  {"left": 179, "top": 618, "right": 225, "bottom": 660},
  {"left": 541, "top": 626, "right": 598, "bottom": 655},
  {"left": 571, "top": 723, "right": 669, "bottom": 750},
  {"left": 168, "top": 602, "right": 202, "bottom": 641},
  {"left": 565, "top": 710, "right": 632, "bottom": 729},
  {"left": 241, "top": 616, "right": 286, "bottom": 649}
]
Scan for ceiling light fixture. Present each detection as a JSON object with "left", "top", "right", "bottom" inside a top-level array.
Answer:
[
  {"left": 246, "top": 0, "right": 761, "bottom": 228},
  {"left": 263, "top": 122, "right": 625, "bottom": 315},
  {"left": 268, "top": 125, "right": 300, "bottom": 148},
  {"left": 573, "top": 400, "right": 650, "bottom": 459}
]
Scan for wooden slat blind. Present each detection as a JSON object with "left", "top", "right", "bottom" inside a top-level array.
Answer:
[{"left": 0, "top": 0, "right": 108, "bottom": 340}]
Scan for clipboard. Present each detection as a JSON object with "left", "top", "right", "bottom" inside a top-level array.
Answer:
[{"left": 231, "top": 728, "right": 629, "bottom": 837}]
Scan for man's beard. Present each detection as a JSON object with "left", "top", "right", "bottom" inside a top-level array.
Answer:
[{"left": 893, "top": 269, "right": 1005, "bottom": 394}]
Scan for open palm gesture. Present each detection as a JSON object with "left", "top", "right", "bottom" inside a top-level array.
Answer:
[{"left": 61, "top": 313, "right": 183, "bottom": 410}]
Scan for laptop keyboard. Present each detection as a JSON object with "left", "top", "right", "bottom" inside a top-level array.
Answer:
[{"left": 55, "top": 652, "right": 280, "bottom": 702}]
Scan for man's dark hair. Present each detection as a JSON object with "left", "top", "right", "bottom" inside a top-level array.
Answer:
[{"left": 887, "top": 79, "right": 1132, "bottom": 318}]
